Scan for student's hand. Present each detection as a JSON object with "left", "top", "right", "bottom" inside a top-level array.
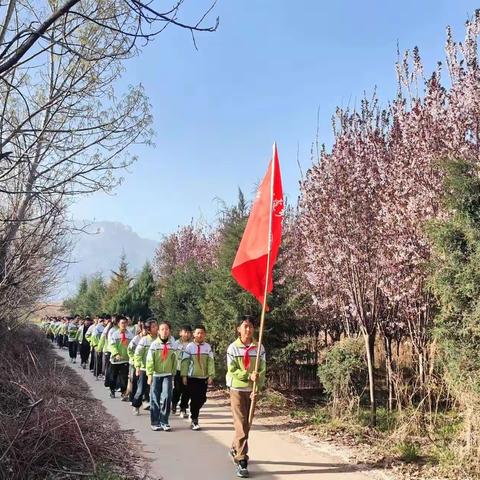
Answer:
[
  {"left": 249, "top": 372, "right": 259, "bottom": 382},
  {"left": 182, "top": 376, "right": 188, "bottom": 386},
  {"left": 147, "top": 376, "right": 152, "bottom": 386},
  {"left": 250, "top": 391, "right": 258, "bottom": 401},
  {"left": 207, "top": 377, "right": 213, "bottom": 386},
  {"left": 136, "top": 368, "right": 140, "bottom": 376},
  {"left": 114, "top": 355, "right": 120, "bottom": 362}
]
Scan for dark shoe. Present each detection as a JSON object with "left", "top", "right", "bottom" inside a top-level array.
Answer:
[
  {"left": 236, "top": 460, "right": 249, "bottom": 478},
  {"left": 109, "top": 391, "right": 115, "bottom": 399},
  {"left": 172, "top": 405, "right": 177, "bottom": 414}
]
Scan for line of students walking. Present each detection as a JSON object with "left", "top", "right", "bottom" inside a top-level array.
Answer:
[{"left": 43, "top": 314, "right": 265, "bottom": 478}]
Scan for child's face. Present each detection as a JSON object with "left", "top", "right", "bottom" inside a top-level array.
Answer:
[
  {"left": 193, "top": 328, "right": 206, "bottom": 343},
  {"left": 118, "top": 319, "right": 127, "bottom": 331},
  {"left": 149, "top": 322, "right": 159, "bottom": 337},
  {"left": 180, "top": 329, "right": 192, "bottom": 342},
  {"left": 159, "top": 323, "right": 170, "bottom": 340},
  {"left": 237, "top": 320, "right": 255, "bottom": 341}
]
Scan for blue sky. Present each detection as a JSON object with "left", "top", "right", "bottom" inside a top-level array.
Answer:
[{"left": 71, "top": 0, "right": 479, "bottom": 240}]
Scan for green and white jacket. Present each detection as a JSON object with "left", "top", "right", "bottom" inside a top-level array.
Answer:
[
  {"left": 226, "top": 338, "right": 266, "bottom": 391},
  {"left": 134, "top": 334, "right": 155, "bottom": 371},
  {"left": 109, "top": 329, "right": 134, "bottom": 364},
  {"left": 180, "top": 341, "right": 215, "bottom": 379},
  {"left": 173, "top": 340, "right": 190, "bottom": 372},
  {"left": 146, "top": 338, "right": 177, "bottom": 377},
  {"left": 128, "top": 334, "right": 142, "bottom": 366},
  {"left": 67, "top": 323, "right": 79, "bottom": 342}
]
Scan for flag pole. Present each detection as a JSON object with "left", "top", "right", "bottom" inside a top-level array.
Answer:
[{"left": 248, "top": 142, "right": 276, "bottom": 426}]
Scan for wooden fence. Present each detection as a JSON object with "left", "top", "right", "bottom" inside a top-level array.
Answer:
[{"left": 268, "top": 363, "right": 321, "bottom": 390}]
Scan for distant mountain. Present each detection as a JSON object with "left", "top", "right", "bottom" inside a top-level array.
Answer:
[{"left": 55, "top": 221, "right": 158, "bottom": 300}]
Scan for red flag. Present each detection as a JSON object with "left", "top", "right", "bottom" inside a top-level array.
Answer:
[{"left": 231, "top": 144, "right": 284, "bottom": 306}]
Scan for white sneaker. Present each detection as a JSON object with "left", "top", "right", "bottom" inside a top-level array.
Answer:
[
  {"left": 132, "top": 408, "right": 140, "bottom": 416},
  {"left": 161, "top": 423, "right": 172, "bottom": 432},
  {"left": 191, "top": 421, "right": 201, "bottom": 431},
  {"left": 150, "top": 425, "right": 162, "bottom": 431}
]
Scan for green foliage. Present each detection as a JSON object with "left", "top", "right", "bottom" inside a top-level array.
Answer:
[
  {"left": 317, "top": 337, "right": 367, "bottom": 400},
  {"left": 161, "top": 261, "right": 209, "bottom": 332},
  {"left": 396, "top": 441, "right": 421, "bottom": 463},
  {"left": 130, "top": 262, "right": 155, "bottom": 320},
  {"left": 102, "top": 254, "right": 133, "bottom": 315},
  {"left": 428, "top": 158, "right": 480, "bottom": 397},
  {"left": 63, "top": 274, "right": 106, "bottom": 316}
]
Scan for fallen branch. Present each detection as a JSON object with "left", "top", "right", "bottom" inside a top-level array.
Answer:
[{"left": 68, "top": 407, "right": 97, "bottom": 474}]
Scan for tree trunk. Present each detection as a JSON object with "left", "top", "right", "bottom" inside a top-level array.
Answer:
[
  {"left": 363, "top": 328, "right": 376, "bottom": 426},
  {"left": 384, "top": 335, "right": 393, "bottom": 412}
]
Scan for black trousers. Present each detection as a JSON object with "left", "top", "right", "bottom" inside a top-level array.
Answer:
[
  {"left": 172, "top": 371, "right": 190, "bottom": 410},
  {"left": 68, "top": 341, "right": 78, "bottom": 359},
  {"left": 56, "top": 334, "right": 62, "bottom": 348},
  {"left": 94, "top": 350, "right": 103, "bottom": 377},
  {"left": 80, "top": 341, "right": 90, "bottom": 364},
  {"left": 187, "top": 377, "right": 208, "bottom": 421},
  {"left": 129, "top": 365, "right": 138, "bottom": 403},
  {"left": 104, "top": 352, "right": 112, "bottom": 387},
  {"left": 63, "top": 335, "right": 68, "bottom": 348},
  {"left": 132, "top": 370, "right": 150, "bottom": 407},
  {"left": 110, "top": 363, "right": 128, "bottom": 394},
  {"left": 89, "top": 347, "right": 96, "bottom": 371}
]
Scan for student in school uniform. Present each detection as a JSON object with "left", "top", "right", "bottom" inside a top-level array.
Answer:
[
  {"left": 78, "top": 317, "right": 93, "bottom": 369},
  {"left": 146, "top": 320, "right": 177, "bottom": 431},
  {"left": 132, "top": 318, "right": 158, "bottom": 414},
  {"left": 181, "top": 325, "right": 215, "bottom": 431},
  {"left": 226, "top": 315, "right": 266, "bottom": 479},
  {"left": 127, "top": 321, "right": 143, "bottom": 408},
  {"left": 172, "top": 325, "right": 192, "bottom": 417},
  {"left": 67, "top": 318, "right": 79, "bottom": 363},
  {"left": 108, "top": 316, "right": 133, "bottom": 400}
]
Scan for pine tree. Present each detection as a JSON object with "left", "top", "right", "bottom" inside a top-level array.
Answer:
[
  {"left": 131, "top": 262, "right": 155, "bottom": 320},
  {"left": 103, "top": 253, "right": 133, "bottom": 315}
]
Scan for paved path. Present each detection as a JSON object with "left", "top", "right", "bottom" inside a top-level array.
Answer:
[{"left": 58, "top": 349, "right": 376, "bottom": 480}]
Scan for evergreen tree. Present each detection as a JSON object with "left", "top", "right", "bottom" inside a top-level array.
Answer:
[
  {"left": 131, "top": 262, "right": 155, "bottom": 320},
  {"left": 103, "top": 253, "right": 133, "bottom": 315},
  {"left": 162, "top": 261, "right": 209, "bottom": 332},
  {"left": 82, "top": 274, "right": 107, "bottom": 316},
  {"left": 428, "top": 158, "right": 480, "bottom": 453},
  {"left": 63, "top": 276, "right": 89, "bottom": 315}
]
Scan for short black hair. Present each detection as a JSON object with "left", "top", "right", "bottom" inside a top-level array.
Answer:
[
  {"left": 194, "top": 324, "right": 206, "bottom": 332},
  {"left": 236, "top": 315, "right": 256, "bottom": 328},
  {"left": 144, "top": 318, "right": 158, "bottom": 331},
  {"left": 158, "top": 320, "right": 171, "bottom": 329},
  {"left": 179, "top": 325, "right": 192, "bottom": 333}
]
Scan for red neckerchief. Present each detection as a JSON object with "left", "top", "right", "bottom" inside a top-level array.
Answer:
[
  {"left": 240, "top": 340, "right": 256, "bottom": 370},
  {"left": 162, "top": 340, "right": 169, "bottom": 361},
  {"left": 196, "top": 342, "right": 205, "bottom": 375},
  {"left": 120, "top": 331, "right": 128, "bottom": 346}
]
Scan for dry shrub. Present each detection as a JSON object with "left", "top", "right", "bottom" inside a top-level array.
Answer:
[{"left": 0, "top": 325, "right": 140, "bottom": 480}]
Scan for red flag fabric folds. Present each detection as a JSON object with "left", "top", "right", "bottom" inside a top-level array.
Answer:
[{"left": 231, "top": 144, "right": 284, "bottom": 306}]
